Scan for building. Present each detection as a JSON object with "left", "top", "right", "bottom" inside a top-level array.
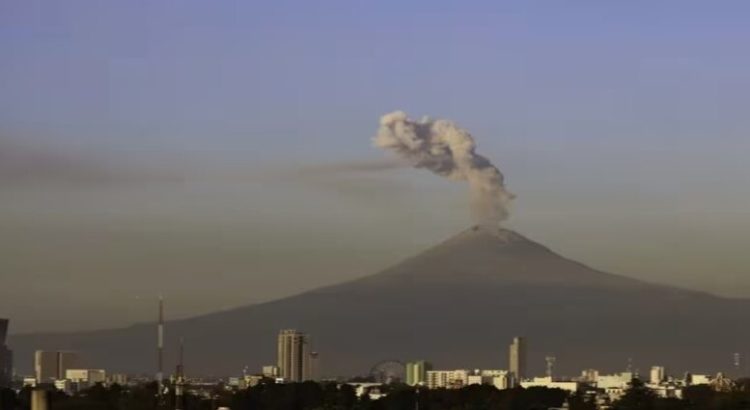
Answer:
[
  {"left": 595, "top": 372, "right": 633, "bottom": 390},
  {"left": 261, "top": 365, "right": 280, "bottom": 378},
  {"left": 467, "top": 374, "right": 483, "bottom": 386},
  {"left": 405, "top": 361, "right": 432, "bottom": 386},
  {"left": 650, "top": 366, "right": 666, "bottom": 385},
  {"left": 480, "top": 370, "right": 511, "bottom": 389},
  {"left": 595, "top": 372, "right": 633, "bottom": 401},
  {"left": 579, "top": 369, "right": 599, "bottom": 383},
  {"left": 688, "top": 374, "right": 712, "bottom": 386},
  {"left": 276, "top": 329, "right": 311, "bottom": 382},
  {"left": 0, "top": 319, "right": 12, "bottom": 387},
  {"left": 425, "top": 369, "right": 469, "bottom": 389},
  {"left": 244, "top": 375, "right": 265, "bottom": 388},
  {"left": 34, "top": 351, "right": 80, "bottom": 382},
  {"left": 31, "top": 389, "right": 49, "bottom": 410},
  {"left": 348, "top": 383, "right": 387, "bottom": 400},
  {"left": 307, "top": 351, "right": 320, "bottom": 381},
  {"left": 509, "top": 337, "right": 526, "bottom": 382},
  {"left": 54, "top": 379, "right": 73, "bottom": 395},
  {"left": 65, "top": 369, "right": 106, "bottom": 385},
  {"left": 107, "top": 373, "right": 128, "bottom": 386},
  {"left": 521, "top": 377, "right": 580, "bottom": 393},
  {"left": 456, "top": 369, "right": 512, "bottom": 390}
]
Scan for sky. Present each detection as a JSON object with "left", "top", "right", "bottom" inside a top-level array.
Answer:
[{"left": 1, "top": 0, "right": 750, "bottom": 333}]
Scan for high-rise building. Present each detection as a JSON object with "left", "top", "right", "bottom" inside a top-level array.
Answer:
[
  {"left": 307, "top": 351, "right": 320, "bottom": 381},
  {"left": 31, "top": 388, "right": 49, "bottom": 410},
  {"left": 34, "top": 351, "right": 79, "bottom": 382},
  {"left": 276, "top": 329, "right": 311, "bottom": 382},
  {"left": 509, "top": 337, "right": 526, "bottom": 382},
  {"left": 157, "top": 296, "right": 164, "bottom": 387},
  {"left": 0, "top": 319, "right": 12, "bottom": 387},
  {"left": 406, "top": 360, "right": 433, "bottom": 386},
  {"left": 650, "top": 366, "right": 666, "bottom": 384}
]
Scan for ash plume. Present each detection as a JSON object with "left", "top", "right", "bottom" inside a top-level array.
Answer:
[{"left": 374, "top": 111, "right": 513, "bottom": 224}]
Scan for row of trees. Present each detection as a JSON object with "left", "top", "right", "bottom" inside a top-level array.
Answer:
[{"left": 2, "top": 378, "right": 750, "bottom": 410}]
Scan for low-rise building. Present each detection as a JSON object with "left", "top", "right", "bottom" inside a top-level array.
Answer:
[
  {"left": 426, "top": 370, "right": 469, "bottom": 389},
  {"left": 65, "top": 369, "right": 106, "bottom": 385},
  {"left": 521, "top": 377, "right": 579, "bottom": 393},
  {"left": 261, "top": 365, "right": 279, "bottom": 378}
]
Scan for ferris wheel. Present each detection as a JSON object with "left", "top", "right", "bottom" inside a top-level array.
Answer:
[{"left": 369, "top": 360, "right": 406, "bottom": 384}]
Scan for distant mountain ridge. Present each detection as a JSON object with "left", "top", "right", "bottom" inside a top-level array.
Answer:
[{"left": 10, "top": 226, "right": 750, "bottom": 377}]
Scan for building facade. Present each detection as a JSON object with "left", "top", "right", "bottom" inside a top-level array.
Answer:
[
  {"left": 0, "top": 319, "right": 12, "bottom": 387},
  {"left": 521, "top": 376, "right": 580, "bottom": 393},
  {"left": 406, "top": 361, "right": 433, "bottom": 386},
  {"left": 276, "top": 329, "right": 311, "bottom": 382},
  {"left": 650, "top": 366, "right": 666, "bottom": 385},
  {"left": 509, "top": 337, "right": 526, "bottom": 382},
  {"left": 34, "top": 351, "right": 79, "bottom": 382},
  {"left": 426, "top": 369, "right": 469, "bottom": 389},
  {"left": 65, "top": 369, "right": 106, "bottom": 384}
]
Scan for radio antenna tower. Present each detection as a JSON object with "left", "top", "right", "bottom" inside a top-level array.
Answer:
[
  {"left": 545, "top": 356, "right": 556, "bottom": 379},
  {"left": 175, "top": 337, "right": 185, "bottom": 410},
  {"left": 157, "top": 295, "right": 164, "bottom": 392}
]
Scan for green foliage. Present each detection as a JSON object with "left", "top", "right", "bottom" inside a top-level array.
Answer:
[{"left": 5, "top": 379, "right": 750, "bottom": 410}]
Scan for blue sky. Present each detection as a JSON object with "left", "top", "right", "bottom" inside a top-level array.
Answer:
[{"left": 2, "top": 1, "right": 750, "bottom": 332}]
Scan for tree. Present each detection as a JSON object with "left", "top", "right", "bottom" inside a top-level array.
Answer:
[{"left": 613, "top": 379, "right": 658, "bottom": 410}]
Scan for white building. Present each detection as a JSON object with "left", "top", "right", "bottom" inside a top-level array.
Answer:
[
  {"left": 579, "top": 369, "right": 599, "bottom": 383},
  {"left": 261, "top": 365, "right": 279, "bottom": 378},
  {"left": 689, "top": 374, "right": 712, "bottom": 385},
  {"left": 595, "top": 372, "right": 633, "bottom": 390},
  {"left": 467, "top": 375, "right": 483, "bottom": 386},
  {"left": 650, "top": 383, "right": 683, "bottom": 399},
  {"left": 276, "top": 329, "right": 311, "bottom": 382},
  {"left": 65, "top": 369, "right": 106, "bottom": 384},
  {"left": 509, "top": 337, "right": 526, "bottom": 381},
  {"left": 477, "top": 370, "right": 511, "bottom": 389},
  {"left": 426, "top": 370, "right": 470, "bottom": 389},
  {"left": 348, "top": 383, "right": 387, "bottom": 400},
  {"left": 54, "top": 379, "right": 72, "bottom": 394},
  {"left": 521, "top": 377, "right": 579, "bottom": 393},
  {"left": 458, "top": 369, "right": 513, "bottom": 390},
  {"left": 649, "top": 366, "right": 666, "bottom": 385}
]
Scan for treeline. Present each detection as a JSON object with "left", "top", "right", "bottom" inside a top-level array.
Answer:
[{"left": 2, "top": 378, "right": 750, "bottom": 410}]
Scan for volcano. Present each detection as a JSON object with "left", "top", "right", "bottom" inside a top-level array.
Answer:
[{"left": 9, "top": 227, "right": 750, "bottom": 377}]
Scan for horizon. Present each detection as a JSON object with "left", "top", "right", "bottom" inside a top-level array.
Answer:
[{"left": 5, "top": 223, "right": 740, "bottom": 337}]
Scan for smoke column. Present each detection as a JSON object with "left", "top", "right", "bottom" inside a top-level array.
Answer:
[{"left": 374, "top": 111, "right": 513, "bottom": 224}]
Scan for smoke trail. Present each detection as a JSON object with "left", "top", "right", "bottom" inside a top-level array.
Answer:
[{"left": 374, "top": 111, "right": 514, "bottom": 224}]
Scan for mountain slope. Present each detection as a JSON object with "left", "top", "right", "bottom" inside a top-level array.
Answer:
[{"left": 10, "top": 227, "right": 749, "bottom": 377}]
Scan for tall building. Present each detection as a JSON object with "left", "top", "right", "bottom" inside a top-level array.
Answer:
[
  {"left": 650, "top": 366, "right": 666, "bottom": 384},
  {"left": 307, "top": 351, "right": 320, "bottom": 381},
  {"left": 31, "top": 389, "right": 49, "bottom": 410},
  {"left": 509, "top": 337, "right": 526, "bottom": 382},
  {"left": 157, "top": 296, "right": 164, "bottom": 386},
  {"left": 0, "top": 319, "right": 12, "bottom": 387},
  {"left": 34, "top": 351, "right": 79, "bottom": 382},
  {"left": 406, "top": 360, "right": 433, "bottom": 386},
  {"left": 276, "top": 329, "right": 311, "bottom": 382}
]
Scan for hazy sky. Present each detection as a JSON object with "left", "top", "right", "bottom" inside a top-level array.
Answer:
[{"left": 2, "top": 1, "right": 750, "bottom": 333}]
